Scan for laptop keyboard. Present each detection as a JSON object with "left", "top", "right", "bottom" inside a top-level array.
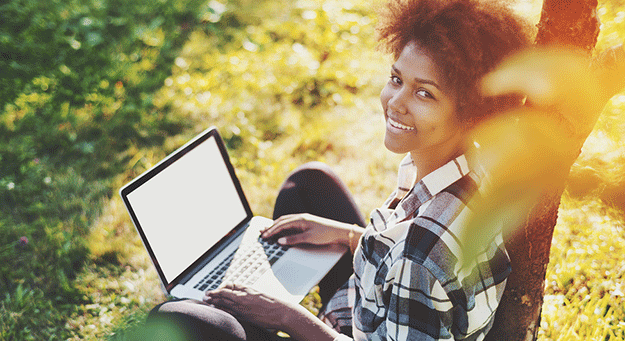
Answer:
[{"left": 193, "top": 237, "right": 289, "bottom": 292}]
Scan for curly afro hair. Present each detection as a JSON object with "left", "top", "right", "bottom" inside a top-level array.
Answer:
[{"left": 377, "top": 0, "right": 533, "bottom": 126}]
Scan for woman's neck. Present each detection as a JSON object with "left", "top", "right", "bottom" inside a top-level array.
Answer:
[{"left": 410, "top": 145, "right": 465, "bottom": 184}]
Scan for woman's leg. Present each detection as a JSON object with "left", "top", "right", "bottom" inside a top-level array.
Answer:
[
  {"left": 272, "top": 162, "right": 366, "bottom": 304},
  {"left": 145, "top": 299, "right": 285, "bottom": 341},
  {"left": 273, "top": 162, "right": 365, "bottom": 226}
]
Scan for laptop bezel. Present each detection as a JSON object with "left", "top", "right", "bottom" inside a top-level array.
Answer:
[{"left": 119, "top": 127, "right": 254, "bottom": 292}]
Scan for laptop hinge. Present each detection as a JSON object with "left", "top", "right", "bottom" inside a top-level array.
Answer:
[{"left": 173, "top": 219, "right": 250, "bottom": 287}]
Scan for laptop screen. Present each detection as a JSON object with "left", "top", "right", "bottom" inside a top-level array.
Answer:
[{"left": 124, "top": 132, "right": 249, "bottom": 284}]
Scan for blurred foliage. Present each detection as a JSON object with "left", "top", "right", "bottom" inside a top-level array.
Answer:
[
  {"left": 567, "top": 0, "right": 625, "bottom": 208},
  {"left": 595, "top": 0, "right": 625, "bottom": 52},
  {"left": 535, "top": 1, "right": 625, "bottom": 340}
]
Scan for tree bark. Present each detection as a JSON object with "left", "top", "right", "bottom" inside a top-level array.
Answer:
[
  {"left": 535, "top": 0, "right": 601, "bottom": 52},
  {"left": 485, "top": 1, "right": 601, "bottom": 340}
]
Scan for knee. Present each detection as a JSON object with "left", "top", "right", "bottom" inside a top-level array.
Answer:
[
  {"left": 292, "top": 161, "right": 333, "bottom": 174},
  {"left": 143, "top": 313, "right": 189, "bottom": 341},
  {"left": 286, "top": 161, "right": 339, "bottom": 185},
  {"left": 146, "top": 300, "right": 246, "bottom": 341}
]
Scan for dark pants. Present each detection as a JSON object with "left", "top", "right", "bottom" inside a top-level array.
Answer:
[{"left": 145, "top": 162, "right": 365, "bottom": 340}]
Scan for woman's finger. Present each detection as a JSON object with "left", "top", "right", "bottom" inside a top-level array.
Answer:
[
  {"left": 261, "top": 215, "right": 306, "bottom": 239},
  {"left": 203, "top": 292, "right": 235, "bottom": 309},
  {"left": 204, "top": 285, "right": 245, "bottom": 308},
  {"left": 277, "top": 231, "right": 310, "bottom": 245},
  {"left": 205, "top": 283, "right": 237, "bottom": 299},
  {"left": 225, "top": 282, "right": 249, "bottom": 293},
  {"left": 260, "top": 215, "right": 293, "bottom": 237}
]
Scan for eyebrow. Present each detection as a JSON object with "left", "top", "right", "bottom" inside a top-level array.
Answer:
[{"left": 392, "top": 65, "right": 442, "bottom": 91}]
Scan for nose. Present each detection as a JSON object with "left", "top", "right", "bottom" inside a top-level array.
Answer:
[{"left": 386, "top": 87, "right": 409, "bottom": 115}]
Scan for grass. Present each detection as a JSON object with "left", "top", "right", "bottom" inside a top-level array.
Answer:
[
  {"left": 540, "top": 195, "right": 625, "bottom": 340},
  {"left": 102, "top": 0, "right": 625, "bottom": 338},
  {"left": 67, "top": 1, "right": 399, "bottom": 338},
  {"left": 1, "top": 0, "right": 625, "bottom": 340}
]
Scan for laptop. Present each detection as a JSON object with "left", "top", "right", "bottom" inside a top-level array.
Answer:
[{"left": 119, "top": 127, "right": 347, "bottom": 303}]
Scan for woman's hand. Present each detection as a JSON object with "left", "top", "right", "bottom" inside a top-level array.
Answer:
[
  {"left": 203, "top": 283, "right": 339, "bottom": 341},
  {"left": 203, "top": 283, "right": 296, "bottom": 330},
  {"left": 261, "top": 213, "right": 358, "bottom": 247}
]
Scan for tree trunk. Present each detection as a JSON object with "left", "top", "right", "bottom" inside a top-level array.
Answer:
[
  {"left": 535, "top": 0, "right": 601, "bottom": 52},
  {"left": 485, "top": 1, "right": 601, "bottom": 340}
]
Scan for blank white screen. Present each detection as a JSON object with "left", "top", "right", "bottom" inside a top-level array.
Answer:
[{"left": 127, "top": 136, "right": 247, "bottom": 283}]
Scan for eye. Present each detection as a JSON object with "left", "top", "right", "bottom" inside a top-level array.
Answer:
[
  {"left": 389, "top": 75, "right": 402, "bottom": 85},
  {"left": 416, "top": 89, "right": 435, "bottom": 100}
]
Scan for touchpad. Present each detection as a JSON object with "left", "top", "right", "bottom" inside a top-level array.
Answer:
[{"left": 274, "top": 261, "right": 320, "bottom": 294}]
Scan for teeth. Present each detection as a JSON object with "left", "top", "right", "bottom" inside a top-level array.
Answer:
[{"left": 389, "top": 118, "right": 415, "bottom": 131}]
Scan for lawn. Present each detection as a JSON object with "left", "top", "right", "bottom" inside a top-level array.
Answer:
[{"left": 1, "top": 0, "right": 625, "bottom": 340}]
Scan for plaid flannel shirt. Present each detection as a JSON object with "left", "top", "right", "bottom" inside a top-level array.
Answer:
[{"left": 321, "top": 154, "right": 510, "bottom": 341}]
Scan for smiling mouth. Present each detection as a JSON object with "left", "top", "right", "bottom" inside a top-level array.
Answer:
[{"left": 388, "top": 117, "right": 415, "bottom": 131}]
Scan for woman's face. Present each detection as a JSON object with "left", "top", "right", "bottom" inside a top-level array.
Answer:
[{"left": 381, "top": 42, "right": 465, "bottom": 163}]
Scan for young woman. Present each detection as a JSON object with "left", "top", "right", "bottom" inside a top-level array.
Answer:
[{"left": 147, "top": 0, "right": 532, "bottom": 339}]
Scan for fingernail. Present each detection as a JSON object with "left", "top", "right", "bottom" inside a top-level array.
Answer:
[{"left": 278, "top": 237, "right": 286, "bottom": 245}]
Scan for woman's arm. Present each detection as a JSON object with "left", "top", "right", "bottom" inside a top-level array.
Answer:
[
  {"left": 261, "top": 213, "right": 364, "bottom": 251},
  {"left": 202, "top": 215, "right": 366, "bottom": 340},
  {"left": 203, "top": 283, "right": 341, "bottom": 341}
]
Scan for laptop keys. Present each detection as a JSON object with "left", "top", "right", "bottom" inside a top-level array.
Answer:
[{"left": 193, "top": 238, "right": 289, "bottom": 291}]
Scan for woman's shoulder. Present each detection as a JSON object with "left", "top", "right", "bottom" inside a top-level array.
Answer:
[
  {"left": 398, "top": 172, "right": 498, "bottom": 278},
  {"left": 410, "top": 172, "right": 480, "bottom": 239}
]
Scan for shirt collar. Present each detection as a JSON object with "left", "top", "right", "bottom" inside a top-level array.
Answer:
[{"left": 394, "top": 153, "right": 471, "bottom": 214}]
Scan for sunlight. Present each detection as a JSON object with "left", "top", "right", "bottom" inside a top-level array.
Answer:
[
  {"left": 511, "top": 0, "right": 543, "bottom": 24},
  {"left": 3, "top": 0, "right": 625, "bottom": 339}
]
